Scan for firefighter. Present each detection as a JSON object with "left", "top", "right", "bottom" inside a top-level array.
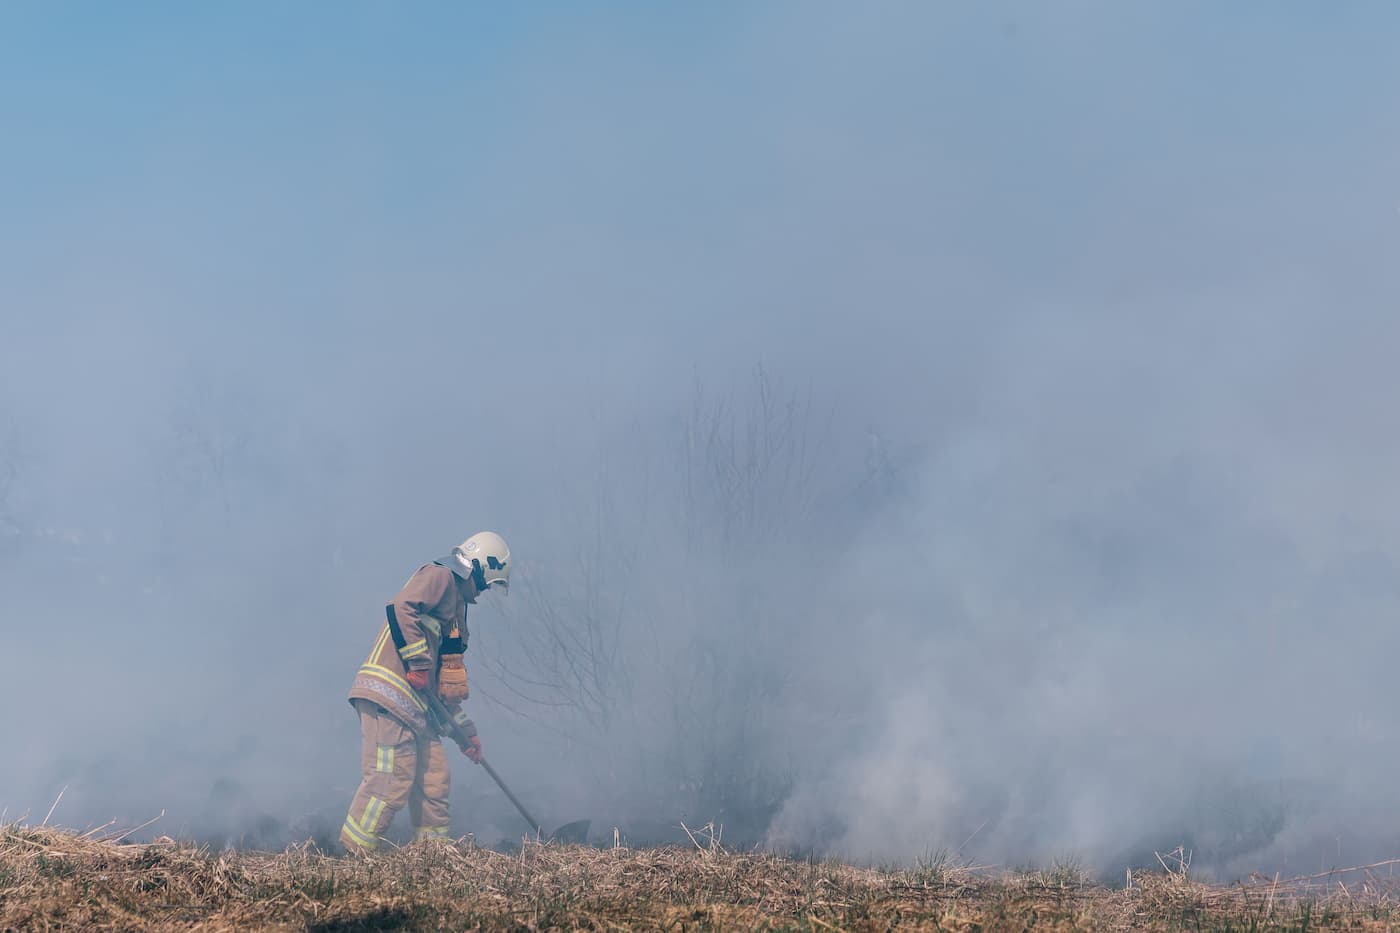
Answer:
[{"left": 340, "top": 531, "right": 510, "bottom": 851}]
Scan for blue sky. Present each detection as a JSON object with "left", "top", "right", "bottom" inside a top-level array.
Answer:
[{"left": 4, "top": 3, "right": 1396, "bottom": 383}]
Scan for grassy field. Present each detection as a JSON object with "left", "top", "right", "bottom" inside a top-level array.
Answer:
[{"left": 2, "top": 823, "right": 1397, "bottom": 931}]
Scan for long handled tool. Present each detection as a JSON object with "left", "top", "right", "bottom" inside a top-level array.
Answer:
[
  {"left": 477, "top": 757, "right": 539, "bottom": 834},
  {"left": 423, "top": 690, "right": 590, "bottom": 844}
]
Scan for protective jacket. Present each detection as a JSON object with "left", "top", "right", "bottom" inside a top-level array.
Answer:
[{"left": 348, "top": 562, "right": 477, "bottom": 738}]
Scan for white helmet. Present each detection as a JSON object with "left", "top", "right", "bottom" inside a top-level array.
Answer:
[{"left": 441, "top": 531, "right": 511, "bottom": 594}]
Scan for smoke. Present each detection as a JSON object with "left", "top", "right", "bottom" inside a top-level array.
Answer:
[{"left": 3, "top": 2, "right": 1400, "bottom": 878}]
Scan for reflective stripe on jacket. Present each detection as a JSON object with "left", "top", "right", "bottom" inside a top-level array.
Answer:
[{"left": 348, "top": 562, "right": 473, "bottom": 736}]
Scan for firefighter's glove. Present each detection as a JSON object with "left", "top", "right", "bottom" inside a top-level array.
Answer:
[
  {"left": 405, "top": 669, "right": 431, "bottom": 692},
  {"left": 438, "top": 654, "right": 469, "bottom": 701},
  {"left": 458, "top": 734, "right": 483, "bottom": 764}
]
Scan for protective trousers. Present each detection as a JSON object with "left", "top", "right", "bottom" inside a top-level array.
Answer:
[{"left": 341, "top": 699, "right": 451, "bottom": 851}]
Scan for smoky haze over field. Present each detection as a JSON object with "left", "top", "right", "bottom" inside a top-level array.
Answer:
[{"left": 4, "top": 3, "right": 1400, "bottom": 879}]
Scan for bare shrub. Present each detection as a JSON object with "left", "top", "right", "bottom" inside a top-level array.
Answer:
[{"left": 487, "top": 366, "right": 845, "bottom": 842}]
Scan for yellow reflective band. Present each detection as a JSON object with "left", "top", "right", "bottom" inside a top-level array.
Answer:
[
  {"left": 357, "top": 664, "right": 428, "bottom": 711},
  {"left": 364, "top": 663, "right": 425, "bottom": 703},
  {"left": 361, "top": 796, "right": 387, "bottom": 834},
  {"left": 452, "top": 710, "right": 470, "bottom": 725},
  {"left": 398, "top": 639, "right": 429, "bottom": 660},
  {"left": 415, "top": 825, "right": 450, "bottom": 841},
  {"left": 346, "top": 810, "right": 370, "bottom": 836},
  {"left": 375, "top": 745, "right": 395, "bottom": 774},
  {"left": 365, "top": 627, "right": 391, "bottom": 664},
  {"left": 420, "top": 614, "right": 442, "bottom": 640},
  {"left": 341, "top": 817, "right": 377, "bottom": 850}
]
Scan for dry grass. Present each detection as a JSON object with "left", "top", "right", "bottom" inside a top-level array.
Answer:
[{"left": 2, "top": 823, "right": 1399, "bottom": 931}]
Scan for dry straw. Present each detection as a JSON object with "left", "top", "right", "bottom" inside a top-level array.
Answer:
[{"left": 2, "top": 821, "right": 1397, "bottom": 931}]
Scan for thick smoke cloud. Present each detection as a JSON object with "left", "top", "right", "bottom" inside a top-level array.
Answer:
[{"left": 3, "top": 3, "right": 1399, "bottom": 879}]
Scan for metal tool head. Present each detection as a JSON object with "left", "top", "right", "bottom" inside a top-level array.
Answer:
[{"left": 550, "top": 819, "right": 591, "bottom": 845}]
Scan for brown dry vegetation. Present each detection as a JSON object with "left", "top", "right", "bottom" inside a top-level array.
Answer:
[{"left": 3, "top": 824, "right": 1399, "bottom": 932}]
